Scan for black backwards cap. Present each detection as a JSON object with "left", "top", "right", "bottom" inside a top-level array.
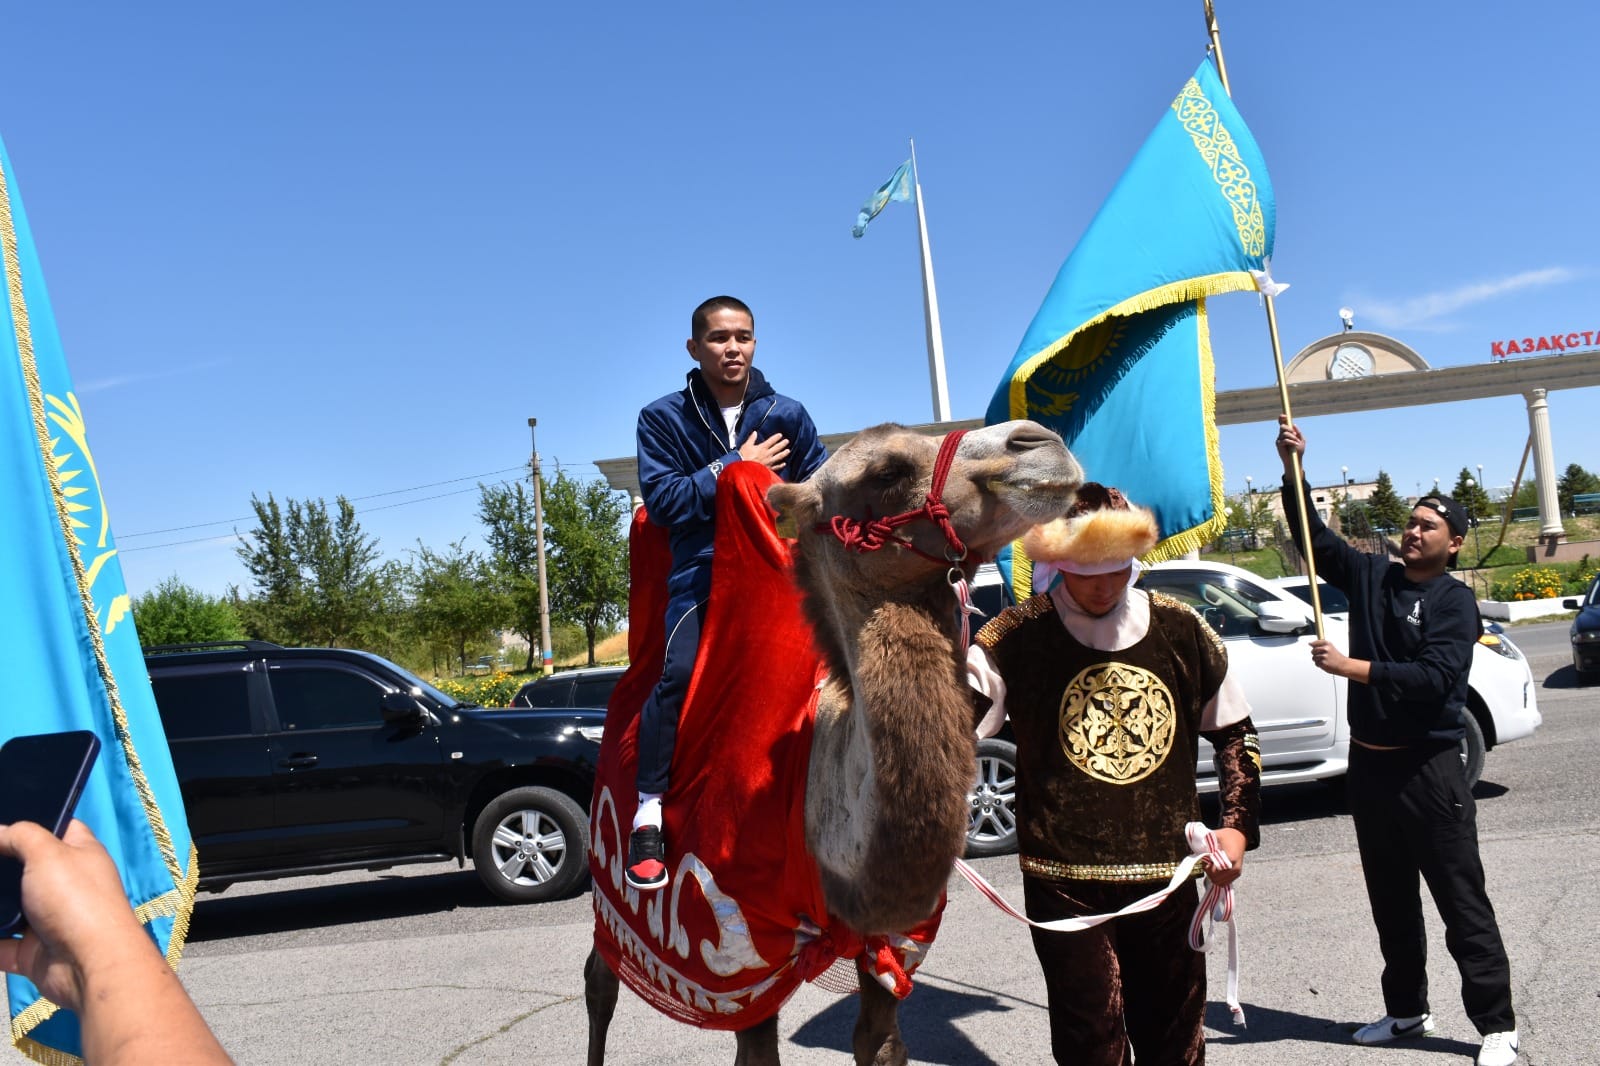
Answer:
[{"left": 1414, "top": 495, "right": 1469, "bottom": 538}]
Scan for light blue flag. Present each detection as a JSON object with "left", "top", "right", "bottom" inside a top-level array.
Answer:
[
  {"left": 986, "top": 58, "right": 1274, "bottom": 597},
  {"left": 0, "top": 136, "right": 196, "bottom": 1063},
  {"left": 851, "top": 159, "right": 913, "bottom": 238}
]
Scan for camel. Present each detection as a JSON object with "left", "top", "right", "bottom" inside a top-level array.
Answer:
[{"left": 586, "top": 420, "right": 1083, "bottom": 1066}]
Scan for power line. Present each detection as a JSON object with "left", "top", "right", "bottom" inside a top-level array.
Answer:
[
  {"left": 117, "top": 466, "right": 623, "bottom": 557},
  {"left": 118, "top": 465, "right": 531, "bottom": 540},
  {"left": 119, "top": 479, "right": 520, "bottom": 555}
]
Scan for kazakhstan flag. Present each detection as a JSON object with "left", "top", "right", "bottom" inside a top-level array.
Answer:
[
  {"left": 851, "top": 159, "right": 913, "bottom": 238},
  {"left": 0, "top": 136, "right": 197, "bottom": 1063},
  {"left": 986, "top": 58, "right": 1274, "bottom": 594}
]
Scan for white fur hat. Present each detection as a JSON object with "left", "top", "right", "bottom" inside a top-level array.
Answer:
[{"left": 1022, "top": 483, "right": 1159, "bottom": 573}]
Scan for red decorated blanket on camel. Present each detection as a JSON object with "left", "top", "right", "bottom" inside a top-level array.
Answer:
[{"left": 589, "top": 462, "right": 943, "bottom": 1031}]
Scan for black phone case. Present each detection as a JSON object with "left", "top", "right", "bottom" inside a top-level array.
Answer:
[{"left": 0, "top": 730, "right": 102, "bottom": 936}]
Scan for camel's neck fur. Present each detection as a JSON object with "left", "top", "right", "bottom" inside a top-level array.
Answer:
[{"left": 801, "top": 561, "right": 976, "bottom": 935}]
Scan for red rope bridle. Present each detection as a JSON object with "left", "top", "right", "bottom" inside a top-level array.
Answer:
[
  {"left": 813, "top": 430, "right": 970, "bottom": 566},
  {"left": 812, "top": 430, "right": 986, "bottom": 647}
]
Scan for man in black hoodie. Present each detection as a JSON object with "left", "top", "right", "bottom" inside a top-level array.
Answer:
[
  {"left": 626, "top": 296, "right": 827, "bottom": 892},
  {"left": 1277, "top": 416, "right": 1519, "bottom": 1066}
]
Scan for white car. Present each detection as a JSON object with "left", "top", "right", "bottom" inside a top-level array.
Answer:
[
  {"left": 1273, "top": 572, "right": 1541, "bottom": 783},
  {"left": 964, "top": 561, "right": 1543, "bottom": 857}
]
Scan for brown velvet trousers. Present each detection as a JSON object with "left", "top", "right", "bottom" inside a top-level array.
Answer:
[{"left": 1024, "top": 876, "right": 1206, "bottom": 1066}]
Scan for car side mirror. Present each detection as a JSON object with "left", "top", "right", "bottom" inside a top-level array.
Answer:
[
  {"left": 380, "top": 692, "right": 426, "bottom": 724},
  {"left": 1256, "top": 601, "right": 1311, "bottom": 635},
  {"left": 1564, "top": 598, "right": 1580, "bottom": 610}
]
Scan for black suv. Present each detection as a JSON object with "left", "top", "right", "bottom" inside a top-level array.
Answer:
[
  {"left": 144, "top": 641, "right": 604, "bottom": 903},
  {"left": 510, "top": 665, "right": 625, "bottom": 710}
]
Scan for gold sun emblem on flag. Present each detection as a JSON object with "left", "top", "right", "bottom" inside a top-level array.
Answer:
[{"left": 46, "top": 391, "right": 130, "bottom": 635}]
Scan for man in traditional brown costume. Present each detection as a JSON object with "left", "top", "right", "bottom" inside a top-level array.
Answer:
[{"left": 967, "top": 484, "right": 1262, "bottom": 1065}]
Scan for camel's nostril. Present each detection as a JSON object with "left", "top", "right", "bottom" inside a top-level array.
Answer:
[{"left": 1004, "top": 424, "right": 1062, "bottom": 451}]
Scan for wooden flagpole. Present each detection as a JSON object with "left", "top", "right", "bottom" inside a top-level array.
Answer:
[{"left": 1204, "top": 0, "right": 1325, "bottom": 638}]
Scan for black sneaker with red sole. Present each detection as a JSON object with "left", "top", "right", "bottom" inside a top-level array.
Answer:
[{"left": 626, "top": 826, "right": 668, "bottom": 890}]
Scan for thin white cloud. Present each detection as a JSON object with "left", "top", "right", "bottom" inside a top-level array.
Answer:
[
  {"left": 1352, "top": 267, "right": 1578, "bottom": 331},
  {"left": 78, "top": 357, "right": 231, "bottom": 394}
]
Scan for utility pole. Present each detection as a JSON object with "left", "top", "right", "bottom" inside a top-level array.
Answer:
[{"left": 528, "top": 418, "right": 554, "bottom": 675}]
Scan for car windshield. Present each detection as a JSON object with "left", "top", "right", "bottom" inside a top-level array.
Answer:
[
  {"left": 1282, "top": 580, "right": 1350, "bottom": 615},
  {"left": 1139, "top": 569, "right": 1288, "bottom": 638},
  {"left": 347, "top": 650, "right": 462, "bottom": 709}
]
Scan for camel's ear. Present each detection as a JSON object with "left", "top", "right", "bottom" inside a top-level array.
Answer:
[{"left": 767, "top": 482, "right": 820, "bottom": 540}]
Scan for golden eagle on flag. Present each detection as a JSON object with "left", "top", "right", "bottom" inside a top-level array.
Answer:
[
  {"left": 986, "top": 57, "right": 1274, "bottom": 594},
  {"left": 0, "top": 136, "right": 197, "bottom": 1063}
]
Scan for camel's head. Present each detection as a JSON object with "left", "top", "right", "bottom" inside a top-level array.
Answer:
[{"left": 768, "top": 421, "right": 1084, "bottom": 592}]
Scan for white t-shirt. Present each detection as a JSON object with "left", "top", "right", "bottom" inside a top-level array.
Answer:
[{"left": 721, "top": 405, "right": 741, "bottom": 448}]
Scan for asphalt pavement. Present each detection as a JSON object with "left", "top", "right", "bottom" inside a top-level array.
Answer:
[{"left": 10, "top": 620, "right": 1595, "bottom": 1065}]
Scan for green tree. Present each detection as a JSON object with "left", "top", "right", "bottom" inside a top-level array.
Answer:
[
  {"left": 131, "top": 577, "right": 245, "bottom": 648},
  {"left": 478, "top": 477, "right": 544, "bottom": 671},
  {"left": 234, "top": 494, "right": 304, "bottom": 642},
  {"left": 1366, "top": 470, "right": 1407, "bottom": 532},
  {"left": 1511, "top": 478, "right": 1539, "bottom": 510},
  {"left": 543, "top": 472, "right": 629, "bottom": 666},
  {"left": 1238, "top": 489, "right": 1276, "bottom": 548},
  {"left": 1556, "top": 462, "right": 1600, "bottom": 515},
  {"left": 1450, "top": 467, "right": 1492, "bottom": 523},
  {"left": 409, "top": 540, "right": 506, "bottom": 675},
  {"left": 234, "top": 494, "right": 393, "bottom": 647}
]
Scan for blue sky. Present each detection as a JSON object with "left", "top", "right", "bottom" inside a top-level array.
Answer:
[{"left": 5, "top": 2, "right": 1596, "bottom": 596}]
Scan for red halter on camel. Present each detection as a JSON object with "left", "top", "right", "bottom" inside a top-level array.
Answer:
[
  {"left": 815, "top": 429, "right": 969, "bottom": 564},
  {"left": 814, "top": 430, "right": 984, "bottom": 648}
]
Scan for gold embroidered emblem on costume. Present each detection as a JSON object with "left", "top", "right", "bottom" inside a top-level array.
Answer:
[{"left": 1058, "top": 662, "right": 1177, "bottom": 784}]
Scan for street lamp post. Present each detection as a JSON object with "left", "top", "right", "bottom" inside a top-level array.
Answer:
[
  {"left": 1476, "top": 463, "right": 1487, "bottom": 564},
  {"left": 1341, "top": 465, "right": 1350, "bottom": 530},
  {"left": 528, "top": 418, "right": 554, "bottom": 676},
  {"left": 1245, "top": 475, "right": 1255, "bottom": 550},
  {"left": 1466, "top": 477, "right": 1484, "bottom": 586}
]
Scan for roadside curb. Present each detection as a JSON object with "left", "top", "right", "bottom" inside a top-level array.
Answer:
[{"left": 1479, "top": 596, "right": 1575, "bottom": 622}]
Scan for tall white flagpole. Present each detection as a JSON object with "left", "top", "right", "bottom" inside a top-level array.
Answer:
[{"left": 909, "top": 139, "right": 952, "bottom": 422}]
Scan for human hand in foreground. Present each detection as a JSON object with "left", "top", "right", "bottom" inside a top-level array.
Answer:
[
  {"left": 1275, "top": 414, "right": 1305, "bottom": 472},
  {"left": 1205, "top": 827, "right": 1247, "bottom": 887},
  {"left": 739, "top": 432, "right": 791, "bottom": 472},
  {"left": 0, "top": 819, "right": 231, "bottom": 1064},
  {"left": 0, "top": 819, "right": 145, "bottom": 1011},
  {"left": 1310, "top": 638, "right": 1352, "bottom": 677}
]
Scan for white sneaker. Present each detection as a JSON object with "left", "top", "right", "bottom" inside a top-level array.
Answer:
[
  {"left": 1477, "top": 1030, "right": 1519, "bottom": 1066},
  {"left": 1352, "top": 1012, "right": 1437, "bottom": 1045}
]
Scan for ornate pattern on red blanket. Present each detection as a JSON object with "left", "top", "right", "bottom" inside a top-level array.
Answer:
[{"left": 589, "top": 462, "right": 943, "bottom": 1030}]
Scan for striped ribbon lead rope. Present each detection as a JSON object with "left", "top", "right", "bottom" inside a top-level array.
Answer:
[{"left": 953, "top": 821, "right": 1245, "bottom": 1026}]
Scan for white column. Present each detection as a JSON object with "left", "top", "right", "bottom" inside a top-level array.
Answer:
[
  {"left": 909, "top": 140, "right": 951, "bottom": 423},
  {"left": 1525, "top": 388, "right": 1565, "bottom": 544}
]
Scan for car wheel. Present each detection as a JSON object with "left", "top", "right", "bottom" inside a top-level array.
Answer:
[
  {"left": 471, "top": 786, "right": 590, "bottom": 903},
  {"left": 1459, "top": 710, "right": 1486, "bottom": 788},
  {"left": 967, "top": 738, "right": 1018, "bottom": 858}
]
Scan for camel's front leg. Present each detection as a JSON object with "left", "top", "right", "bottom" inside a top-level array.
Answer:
[
  {"left": 585, "top": 948, "right": 620, "bottom": 1066},
  {"left": 732, "top": 1015, "right": 780, "bottom": 1066},
  {"left": 852, "top": 970, "right": 908, "bottom": 1066}
]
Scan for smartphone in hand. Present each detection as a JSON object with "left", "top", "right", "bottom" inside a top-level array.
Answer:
[{"left": 0, "top": 730, "right": 102, "bottom": 936}]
